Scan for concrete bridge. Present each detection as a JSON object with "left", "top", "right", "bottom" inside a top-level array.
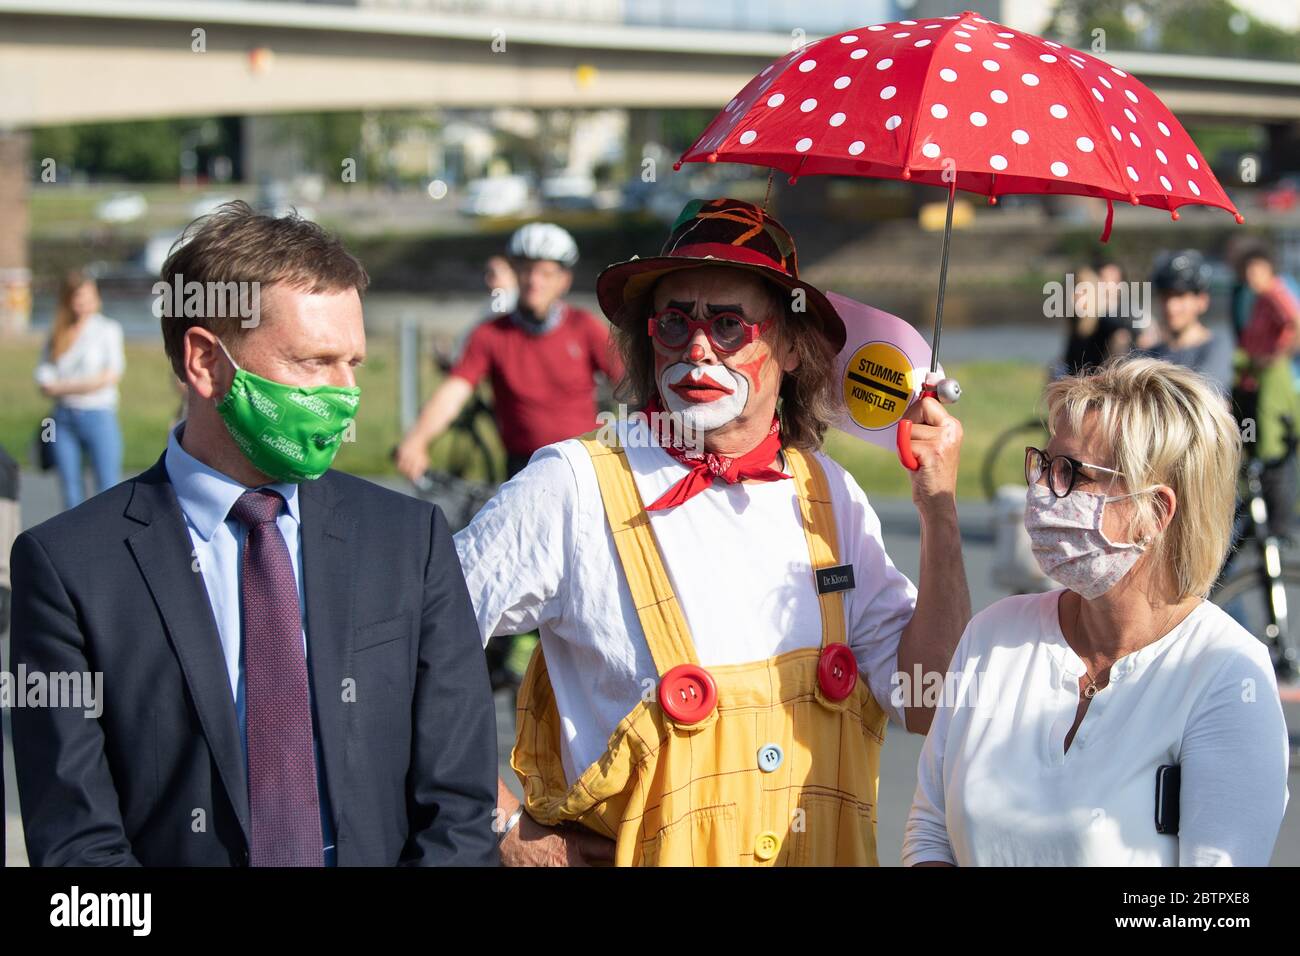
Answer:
[{"left": 2, "top": 0, "right": 1299, "bottom": 125}]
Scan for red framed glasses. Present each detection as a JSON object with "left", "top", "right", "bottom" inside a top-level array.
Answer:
[{"left": 647, "top": 307, "right": 772, "bottom": 354}]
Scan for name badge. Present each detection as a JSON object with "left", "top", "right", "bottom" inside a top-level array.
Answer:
[{"left": 815, "top": 564, "right": 855, "bottom": 594}]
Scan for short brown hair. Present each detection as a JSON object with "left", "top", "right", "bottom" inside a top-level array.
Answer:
[
  {"left": 611, "top": 278, "right": 841, "bottom": 452},
  {"left": 159, "top": 200, "right": 369, "bottom": 378}
]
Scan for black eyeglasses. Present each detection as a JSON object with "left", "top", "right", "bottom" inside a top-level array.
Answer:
[{"left": 1025, "top": 446, "right": 1125, "bottom": 498}]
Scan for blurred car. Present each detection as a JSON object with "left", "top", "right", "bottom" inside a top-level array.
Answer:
[
  {"left": 647, "top": 187, "right": 695, "bottom": 223},
  {"left": 1263, "top": 174, "right": 1300, "bottom": 213},
  {"left": 143, "top": 230, "right": 185, "bottom": 277},
  {"left": 188, "top": 194, "right": 237, "bottom": 218},
  {"left": 95, "top": 192, "right": 148, "bottom": 224},
  {"left": 540, "top": 172, "right": 597, "bottom": 210},
  {"left": 253, "top": 180, "right": 314, "bottom": 220},
  {"left": 460, "top": 174, "right": 531, "bottom": 217},
  {"left": 619, "top": 178, "right": 656, "bottom": 213}
]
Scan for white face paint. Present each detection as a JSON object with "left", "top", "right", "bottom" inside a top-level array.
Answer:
[{"left": 658, "top": 361, "right": 749, "bottom": 433}]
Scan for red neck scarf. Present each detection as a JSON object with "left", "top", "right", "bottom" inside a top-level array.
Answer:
[{"left": 642, "top": 397, "right": 790, "bottom": 511}]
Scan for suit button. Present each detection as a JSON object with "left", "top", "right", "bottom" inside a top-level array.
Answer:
[
  {"left": 754, "top": 831, "right": 781, "bottom": 861},
  {"left": 757, "top": 744, "right": 784, "bottom": 773}
]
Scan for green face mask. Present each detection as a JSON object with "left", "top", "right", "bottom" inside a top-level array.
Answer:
[{"left": 214, "top": 339, "right": 361, "bottom": 482}]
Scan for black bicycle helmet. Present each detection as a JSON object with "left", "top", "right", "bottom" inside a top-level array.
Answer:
[{"left": 1151, "top": 249, "right": 1212, "bottom": 295}]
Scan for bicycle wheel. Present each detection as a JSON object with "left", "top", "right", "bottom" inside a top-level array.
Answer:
[
  {"left": 432, "top": 416, "right": 495, "bottom": 483},
  {"left": 1211, "top": 562, "right": 1300, "bottom": 675},
  {"left": 981, "top": 418, "right": 1047, "bottom": 502}
]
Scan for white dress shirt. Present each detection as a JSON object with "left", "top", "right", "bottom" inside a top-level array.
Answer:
[
  {"left": 904, "top": 589, "right": 1291, "bottom": 866},
  {"left": 454, "top": 417, "right": 919, "bottom": 784}
]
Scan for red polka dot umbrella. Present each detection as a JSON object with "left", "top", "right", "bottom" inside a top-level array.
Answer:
[{"left": 674, "top": 9, "right": 1242, "bottom": 468}]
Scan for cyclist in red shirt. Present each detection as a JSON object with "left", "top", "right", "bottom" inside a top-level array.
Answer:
[{"left": 395, "top": 222, "right": 624, "bottom": 482}]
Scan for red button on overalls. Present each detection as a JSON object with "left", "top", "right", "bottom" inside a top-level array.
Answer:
[
  {"left": 817, "top": 644, "right": 858, "bottom": 701},
  {"left": 658, "top": 664, "right": 718, "bottom": 724}
]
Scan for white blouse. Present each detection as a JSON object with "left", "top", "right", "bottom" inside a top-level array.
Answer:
[
  {"left": 34, "top": 313, "right": 125, "bottom": 410},
  {"left": 904, "top": 589, "right": 1290, "bottom": 866}
]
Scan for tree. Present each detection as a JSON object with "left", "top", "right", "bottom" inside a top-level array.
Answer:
[{"left": 1044, "top": 0, "right": 1300, "bottom": 60}]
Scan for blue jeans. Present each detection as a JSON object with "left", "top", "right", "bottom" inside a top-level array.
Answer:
[{"left": 51, "top": 405, "right": 123, "bottom": 509}]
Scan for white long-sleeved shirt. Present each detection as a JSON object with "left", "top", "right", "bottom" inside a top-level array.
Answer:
[
  {"left": 904, "top": 589, "right": 1290, "bottom": 866},
  {"left": 454, "top": 418, "right": 919, "bottom": 784}
]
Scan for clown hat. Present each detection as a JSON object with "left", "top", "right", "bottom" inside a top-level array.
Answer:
[{"left": 596, "top": 197, "right": 846, "bottom": 352}]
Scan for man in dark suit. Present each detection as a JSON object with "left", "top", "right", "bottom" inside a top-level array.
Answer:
[{"left": 8, "top": 201, "right": 498, "bottom": 866}]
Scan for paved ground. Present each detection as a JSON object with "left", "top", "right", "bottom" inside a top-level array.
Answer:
[{"left": 5, "top": 469, "right": 1298, "bottom": 866}]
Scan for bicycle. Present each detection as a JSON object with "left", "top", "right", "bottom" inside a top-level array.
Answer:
[
  {"left": 981, "top": 417, "right": 1048, "bottom": 504},
  {"left": 403, "top": 343, "right": 536, "bottom": 694},
  {"left": 408, "top": 344, "right": 503, "bottom": 532},
  {"left": 1210, "top": 428, "right": 1300, "bottom": 682}
]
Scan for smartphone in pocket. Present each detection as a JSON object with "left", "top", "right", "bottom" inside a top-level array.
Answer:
[{"left": 1155, "top": 764, "right": 1180, "bottom": 835}]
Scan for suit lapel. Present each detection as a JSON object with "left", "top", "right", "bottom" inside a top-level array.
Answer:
[
  {"left": 298, "top": 473, "right": 356, "bottom": 836},
  {"left": 124, "top": 456, "right": 250, "bottom": 842}
]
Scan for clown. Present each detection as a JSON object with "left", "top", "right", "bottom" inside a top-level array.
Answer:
[{"left": 455, "top": 198, "right": 970, "bottom": 866}]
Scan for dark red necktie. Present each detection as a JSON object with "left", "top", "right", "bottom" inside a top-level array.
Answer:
[
  {"left": 643, "top": 398, "right": 790, "bottom": 511},
  {"left": 229, "top": 489, "right": 323, "bottom": 867}
]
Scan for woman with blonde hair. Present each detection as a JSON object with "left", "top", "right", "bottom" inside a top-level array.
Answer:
[
  {"left": 34, "top": 271, "right": 126, "bottom": 509},
  {"left": 905, "top": 357, "right": 1289, "bottom": 866}
]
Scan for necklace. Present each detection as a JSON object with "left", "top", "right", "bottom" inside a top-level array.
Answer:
[
  {"left": 1071, "top": 595, "right": 1182, "bottom": 700},
  {"left": 1071, "top": 598, "right": 1112, "bottom": 699},
  {"left": 1081, "top": 664, "right": 1108, "bottom": 699}
]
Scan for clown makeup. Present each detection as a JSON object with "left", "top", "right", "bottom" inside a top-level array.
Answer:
[
  {"left": 658, "top": 361, "right": 749, "bottom": 432},
  {"left": 650, "top": 267, "right": 792, "bottom": 438}
]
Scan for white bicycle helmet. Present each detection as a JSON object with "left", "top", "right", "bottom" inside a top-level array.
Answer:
[{"left": 506, "top": 222, "right": 579, "bottom": 268}]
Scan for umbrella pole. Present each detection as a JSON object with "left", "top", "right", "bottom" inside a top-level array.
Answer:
[
  {"left": 930, "top": 179, "right": 957, "bottom": 375},
  {"left": 897, "top": 179, "right": 961, "bottom": 472}
]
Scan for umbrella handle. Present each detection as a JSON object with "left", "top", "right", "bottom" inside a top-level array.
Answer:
[
  {"left": 896, "top": 389, "right": 935, "bottom": 472},
  {"left": 897, "top": 376, "right": 963, "bottom": 472}
]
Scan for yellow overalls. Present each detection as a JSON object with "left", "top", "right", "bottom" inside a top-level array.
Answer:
[{"left": 511, "top": 434, "right": 889, "bottom": 866}]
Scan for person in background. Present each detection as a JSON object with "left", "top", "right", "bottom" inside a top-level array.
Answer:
[
  {"left": 1230, "top": 241, "right": 1300, "bottom": 348},
  {"left": 905, "top": 359, "right": 1289, "bottom": 866},
  {"left": 1058, "top": 266, "right": 1104, "bottom": 377},
  {"left": 483, "top": 253, "right": 519, "bottom": 319},
  {"left": 0, "top": 441, "right": 9, "bottom": 862},
  {"left": 1239, "top": 247, "right": 1300, "bottom": 367},
  {"left": 396, "top": 225, "right": 623, "bottom": 692},
  {"left": 1235, "top": 246, "right": 1300, "bottom": 540},
  {"left": 1055, "top": 261, "right": 1137, "bottom": 379},
  {"left": 394, "top": 222, "right": 623, "bottom": 483},
  {"left": 0, "top": 442, "right": 17, "bottom": 637},
  {"left": 1137, "top": 250, "right": 1233, "bottom": 394},
  {"left": 434, "top": 253, "right": 521, "bottom": 379},
  {"left": 34, "top": 272, "right": 125, "bottom": 509}
]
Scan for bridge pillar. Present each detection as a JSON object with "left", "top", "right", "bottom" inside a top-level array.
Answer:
[
  {"left": 0, "top": 130, "right": 31, "bottom": 337},
  {"left": 626, "top": 108, "right": 664, "bottom": 173}
]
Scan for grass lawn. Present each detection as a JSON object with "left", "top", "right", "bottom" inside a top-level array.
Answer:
[{"left": 0, "top": 337, "right": 1047, "bottom": 500}]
